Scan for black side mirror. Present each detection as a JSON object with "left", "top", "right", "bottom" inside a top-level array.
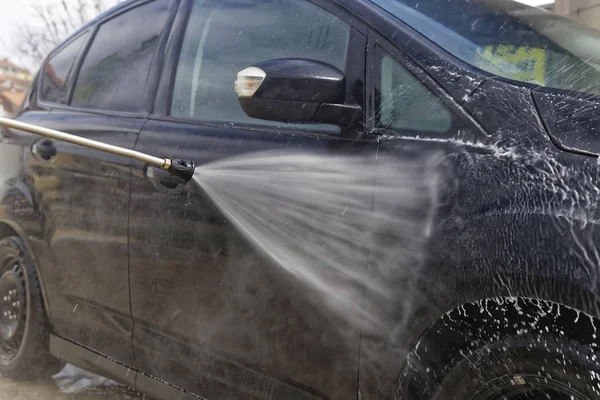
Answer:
[{"left": 235, "top": 58, "right": 361, "bottom": 129}]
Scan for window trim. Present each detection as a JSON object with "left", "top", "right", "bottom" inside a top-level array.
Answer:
[
  {"left": 367, "top": 29, "right": 488, "bottom": 139},
  {"left": 144, "top": 0, "right": 181, "bottom": 114},
  {"left": 152, "top": 0, "right": 368, "bottom": 136},
  {"left": 37, "top": 29, "right": 92, "bottom": 109},
  {"left": 21, "top": 70, "right": 40, "bottom": 112},
  {"left": 62, "top": 22, "right": 101, "bottom": 110}
]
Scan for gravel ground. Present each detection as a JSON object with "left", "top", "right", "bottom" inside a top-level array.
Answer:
[{"left": 0, "top": 365, "right": 143, "bottom": 400}]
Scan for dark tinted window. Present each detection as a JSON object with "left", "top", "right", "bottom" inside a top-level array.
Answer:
[
  {"left": 171, "top": 0, "right": 350, "bottom": 130},
  {"left": 42, "top": 33, "right": 89, "bottom": 104},
  {"left": 71, "top": 0, "right": 170, "bottom": 112},
  {"left": 375, "top": 47, "right": 455, "bottom": 134}
]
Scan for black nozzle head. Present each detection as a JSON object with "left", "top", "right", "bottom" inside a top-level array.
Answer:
[{"left": 167, "top": 158, "right": 195, "bottom": 182}]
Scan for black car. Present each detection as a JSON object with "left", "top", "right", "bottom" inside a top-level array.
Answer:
[{"left": 1, "top": 0, "right": 600, "bottom": 399}]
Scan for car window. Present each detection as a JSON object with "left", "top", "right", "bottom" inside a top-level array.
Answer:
[
  {"left": 170, "top": 0, "right": 350, "bottom": 131},
  {"left": 41, "top": 33, "right": 89, "bottom": 104},
  {"left": 71, "top": 0, "right": 170, "bottom": 112},
  {"left": 375, "top": 47, "right": 454, "bottom": 134},
  {"left": 369, "top": 0, "right": 600, "bottom": 95}
]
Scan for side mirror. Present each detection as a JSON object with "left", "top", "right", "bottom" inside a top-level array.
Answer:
[{"left": 235, "top": 58, "right": 361, "bottom": 129}]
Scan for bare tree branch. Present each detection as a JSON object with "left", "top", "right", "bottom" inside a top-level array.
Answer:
[
  {"left": 61, "top": 0, "right": 79, "bottom": 33},
  {"left": 11, "top": 0, "right": 120, "bottom": 71},
  {"left": 93, "top": 0, "right": 104, "bottom": 15},
  {"left": 76, "top": 0, "right": 89, "bottom": 27}
]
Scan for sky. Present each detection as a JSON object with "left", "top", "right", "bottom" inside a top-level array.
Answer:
[
  {"left": 0, "top": 0, "right": 118, "bottom": 69},
  {"left": 0, "top": 0, "right": 556, "bottom": 70},
  {"left": 0, "top": 1, "right": 37, "bottom": 62}
]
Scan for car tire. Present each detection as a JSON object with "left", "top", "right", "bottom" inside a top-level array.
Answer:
[
  {"left": 0, "top": 236, "right": 63, "bottom": 379},
  {"left": 431, "top": 333, "right": 600, "bottom": 400}
]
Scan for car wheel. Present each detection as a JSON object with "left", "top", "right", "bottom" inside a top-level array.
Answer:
[
  {"left": 432, "top": 333, "right": 600, "bottom": 400},
  {"left": 0, "top": 236, "right": 63, "bottom": 379}
]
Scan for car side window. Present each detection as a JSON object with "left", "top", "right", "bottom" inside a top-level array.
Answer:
[
  {"left": 71, "top": 0, "right": 171, "bottom": 113},
  {"left": 41, "top": 32, "right": 89, "bottom": 104},
  {"left": 375, "top": 46, "right": 455, "bottom": 134},
  {"left": 171, "top": 0, "right": 351, "bottom": 130}
]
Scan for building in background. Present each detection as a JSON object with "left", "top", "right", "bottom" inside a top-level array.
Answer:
[
  {"left": 0, "top": 59, "right": 32, "bottom": 117},
  {"left": 0, "top": 91, "right": 25, "bottom": 118},
  {"left": 0, "top": 59, "right": 32, "bottom": 81},
  {"left": 552, "top": 0, "right": 600, "bottom": 30},
  {"left": 0, "top": 58, "right": 32, "bottom": 92},
  {"left": 520, "top": 0, "right": 600, "bottom": 30}
]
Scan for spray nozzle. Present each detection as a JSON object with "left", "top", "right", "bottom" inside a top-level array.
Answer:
[{"left": 164, "top": 158, "right": 196, "bottom": 182}]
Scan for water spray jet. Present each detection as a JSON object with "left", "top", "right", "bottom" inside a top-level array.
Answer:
[{"left": 0, "top": 117, "right": 196, "bottom": 182}]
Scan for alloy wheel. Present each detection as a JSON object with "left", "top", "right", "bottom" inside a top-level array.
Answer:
[{"left": 0, "top": 261, "right": 27, "bottom": 364}]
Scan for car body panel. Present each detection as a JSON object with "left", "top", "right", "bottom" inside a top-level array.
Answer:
[
  {"left": 360, "top": 79, "right": 600, "bottom": 399},
  {"left": 532, "top": 89, "right": 600, "bottom": 156},
  {"left": 19, "top": 108, "right": 142, "bottom": 366},
  {"left": 129, "top": 118, "right": 378, "bottom": 399},
  {"left": 0, "top": 111, "right": 54, "bottom": 317},
  {"left": 0, "top": 0, "right": 599, "bottom": 399}
]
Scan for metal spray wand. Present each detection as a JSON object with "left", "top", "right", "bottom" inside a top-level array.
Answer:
[{"left": 0, "top": 116, "right": 196, "bottom": 182}]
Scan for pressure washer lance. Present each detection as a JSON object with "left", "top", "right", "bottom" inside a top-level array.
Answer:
[{"left": 0, "top": 117, "right": 196, "bottom": 182}]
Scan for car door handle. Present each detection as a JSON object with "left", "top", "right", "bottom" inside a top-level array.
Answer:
[
  {"left": 144, "top": 164, "right": 187, "bottom": 193},
  {"left": 31, "top": 139, "right": 57, "bottom": 161}
]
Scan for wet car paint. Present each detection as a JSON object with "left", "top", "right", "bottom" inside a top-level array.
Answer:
[
  {"left": 368, "top": 81, "right": 600, "bottom": 398},
  {"left": 0, "top": 0, "right": 599, "bottom": 399},
  {"left": 23, "top": 110, "right": 141, "bottom": 367},
  {"left": 129, "top": 119, "right": 376, "bottom": 399}
]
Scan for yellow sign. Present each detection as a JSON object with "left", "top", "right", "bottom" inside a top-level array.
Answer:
[{"left": 476, "top": 45, "right": 547, "bottom": 85}]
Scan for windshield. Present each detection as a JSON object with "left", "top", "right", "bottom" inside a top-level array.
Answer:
[{"left": 369, "top": 0, "right": 600, "bottom": 95}]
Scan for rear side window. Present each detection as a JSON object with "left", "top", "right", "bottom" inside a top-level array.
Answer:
[
  {"left": 71, "top": 0, "right": 170, "bottom": 112},
  {"left": 41, "top": 33, "right": 89, "bottom": 104}
]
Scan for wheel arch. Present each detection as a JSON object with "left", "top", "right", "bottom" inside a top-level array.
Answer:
[
  {"left": 0, "top": 170, "right": 53, "bottom": 323},
  {"left": 388, "top": 208, "right": 600, "bottom": 398},
  {"left": 395, "top": 294, "right": 600, "bottom": 399},
  {"left": 0, "top": 220, "right": 54, "bottom": 325}
]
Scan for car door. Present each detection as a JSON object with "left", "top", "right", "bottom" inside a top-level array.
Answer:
[
  {"left": 357, "top": 33, "right": 490, "bottom": 399},
  {"left": 128, "top": 0, "right": 374, "bottom": 398},
  {"left": 22, "top": 0, "right": 174, "bottom": 368}
]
